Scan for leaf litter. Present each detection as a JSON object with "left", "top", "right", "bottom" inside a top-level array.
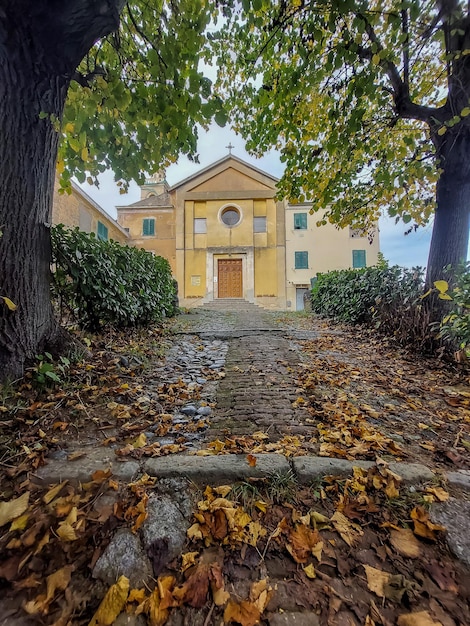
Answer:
[{"left": 0, "top": 316, "right": 470, "bottom": 623}]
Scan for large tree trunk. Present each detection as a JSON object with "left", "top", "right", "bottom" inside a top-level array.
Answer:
[
  {"left": 0, "top": 1, "right": 124, "bottom": 382},
  {"left": 426, "top": 131, "right": 470, "bottom": 287}
]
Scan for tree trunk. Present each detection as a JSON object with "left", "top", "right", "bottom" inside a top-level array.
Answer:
[
  {"left": 426, "top": 131, "right": 470, "bottom": 287},
  {"left": 0, "top": 1, "right": 124, "bottom": 382}
]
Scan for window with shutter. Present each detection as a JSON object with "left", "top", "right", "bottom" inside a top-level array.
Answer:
[
  {"left": 295, "top": 251, "right": 308, "bottom": 269},
  {"left": 294, "top": 213, "right": 307, "bottom": 229},
  {"left": 97, "top": 221, "right": 108, "bottom": 241},
  {"left": 143, "top": 218, "right": 155, "bottom": 236},
  {"left": 352, "top": 250, "right": 366, "bottom": 268}
]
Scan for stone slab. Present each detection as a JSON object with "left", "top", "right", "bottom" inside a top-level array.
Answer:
[
  {"left": 92, "top": 529, "right": 152, "bottom": 588},
  {"left": 292, "top": 457, "right": 373, "bottom": 483},
  {"left": 431, "top": 498, "right": 470, "bottom": 567},
  {"left": 32, "top": 448, "right": 140, "bottom": 486},
  {"left": 292, "top": 457, "right": 434, "bottom": 484},
  {"left": 268, "top": 612, "right": 320, "bottom": 626},
  {"left": 144, "top": 453, "right": 290, "bottom": 484},
  {"left": 446, "top": 470, "right": 470, "bottom": 491}
]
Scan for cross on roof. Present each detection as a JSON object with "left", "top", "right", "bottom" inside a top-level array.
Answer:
[{"left": 226, "top": 142, "right": 234, "bottom": 155}]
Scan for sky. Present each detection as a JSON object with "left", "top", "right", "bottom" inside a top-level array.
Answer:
[{"left": 80, "top": 122, "right": 434, "bottom": 269}]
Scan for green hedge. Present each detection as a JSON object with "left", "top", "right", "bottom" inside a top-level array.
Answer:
[
  {"left": 51, "top": 225, "right": 177, "bottom": 330},
  {"left": 310, "top": 264, "right": 439, "bottom": 351}
]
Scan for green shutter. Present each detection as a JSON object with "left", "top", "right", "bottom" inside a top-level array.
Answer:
[
  {"left": 97, "top": 221, "right": 108, "bottom": 241},
  {"left": 294, "top": 213, "right": 307, "bottom": 229},
  {"left": 352, "top": 249, "right": 366, "bottom": 268},
  {"left": 295, "top": 251, "right": 308, "bottom": 269},
  {"left": 143, "top": 218, "right": 155, "bottom": 236}
]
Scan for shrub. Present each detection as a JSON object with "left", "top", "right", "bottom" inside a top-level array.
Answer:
[
  {"left": 51, "top": 225, "right": 177, "bottom": 330},
  {"left": 435, "top": 263, "right": 470, "bottom": 352},
  {"left": 311, "top": 264, "right": 439, "bottom": 352}
]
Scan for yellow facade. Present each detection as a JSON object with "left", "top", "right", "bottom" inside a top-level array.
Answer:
[
  {"left": 54, "top": 155, "right": 380, "bottom": 311},
  {"left": 52, "top": 178, "right": 128, "bottom": 244},
  {"left": 169, "top": 156, "right": 287, "bottom": 309},
  {"left": 285, "top": 203, "right": 380, "bottom": 310}
]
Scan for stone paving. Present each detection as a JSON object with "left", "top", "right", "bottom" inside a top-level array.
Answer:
[{"left": 32, "top": 300, "right": 470, "bottom": 599}]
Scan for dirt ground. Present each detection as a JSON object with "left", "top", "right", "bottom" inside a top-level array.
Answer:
[{"left": 0, "top": 309, "right": 469, "bottom": 625}]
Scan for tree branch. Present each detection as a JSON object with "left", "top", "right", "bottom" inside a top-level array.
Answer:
[{"left": 357, "top": 12, "right": 437, "bottom": 124}]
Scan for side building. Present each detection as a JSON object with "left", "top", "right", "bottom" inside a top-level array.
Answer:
[
  {"left": 52, "top": 178, "right": 129, "bottom": 244},
  {"left": 285, "top": 202, "right": 380, "bottom": 310}
]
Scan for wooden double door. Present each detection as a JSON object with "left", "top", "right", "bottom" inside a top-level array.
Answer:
[{"left": 218, "top": 259, "right": 243, "bottom": 298}]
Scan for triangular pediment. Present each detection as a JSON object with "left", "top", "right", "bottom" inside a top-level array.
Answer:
[
  {"left": 189, "top": 167, "right": 272, "bottom": 193},
  {"left": 170, "top": 155, "right": 278, "bottom": 194}
]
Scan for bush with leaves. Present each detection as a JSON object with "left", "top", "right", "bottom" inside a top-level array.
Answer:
[
  {"left": 434, "top": 264, "right": 470, "bottom": 352},
  {"left": 51, "top": 225, "right": 177, "bottom": 330},
  {"left": 311, "top": 263, "right": 440, "bottom": 352}
]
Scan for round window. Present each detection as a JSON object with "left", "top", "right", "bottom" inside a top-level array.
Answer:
[{"left": 220, "top": 207, "right": 241, "bottom": 226}]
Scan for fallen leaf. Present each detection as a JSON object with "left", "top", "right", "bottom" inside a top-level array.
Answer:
[
  {"left": 397, "top": 611, "right": 443, "bottom": 626},
  {"left": 425, "top": 487, "right": 449, "bottom": 502},
  {"left": 363, "top": 565, "right": 391, "bottom": 598},
  {"left": 390, "top": 528, "right": 421, "bottom": 558},
  {"left": 88, "top": 575, "right": 129, "bottom": 626},
  {"left": 43, "top": 481, "right": 68, "bottom": 505},
  {"left": 286, "top": 524, "right": 322, "bottom": 563},
  {"left": 303, "top": 563, "right": 316, "bottom": 578},
  {"left": 224, "top": 599, "right": 261, "bottom": 626},
  {"left": 0, "top": 492, "right": 30, "bottom": 527},
  {"left": 146, "top": 586, "right": 170, "bottom": 626},
  {"left": 410, "top": 507, "right": 446, "bottom": 541},
  {"left": 331, "top": 510, "right": 363, "bottom": 547},
  {"left": 45, "top": 565, "right": 74, "bottom": 603},
  {"left": 246, "top": 454, "right": 257, "bottom": 467},
  {"left": 10, "top": 512, "right": 29, "bottom": 531}
]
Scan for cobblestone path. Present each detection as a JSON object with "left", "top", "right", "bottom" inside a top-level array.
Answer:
[{"left": 175, "top": 301, "right": 314, "bottom": 442}]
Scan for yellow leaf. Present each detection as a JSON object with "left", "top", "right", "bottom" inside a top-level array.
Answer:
[
  {"left": 187, "top": 523, "right": 203, "bottom": 540},
  {"left": 181, "top": 552, "right": 199, "bottom": 572},
  {"left": 372, "top": 53, "right": 380, "bottom": 65},
  {"left": 132, "top": 432, "right": 147, "bottom": 448},
  {"left": 88, "top": 575, "right": 129, "bottom": 626},
  {"left": 0, "top": 492, "right": 30, "bottom": 527},
  {"left": 214, "top": 485, "right": 232, "bottom": 497},
  {"left": 146, "top": 586, "right": 170, "bottom": 626},
  {"left": 363, "top": 565, "right": 391, "bottom": 598},
  {"left": 425, "top": 487, "right": 449, "bottom": 502},
  {"left": 331, "top": 511, "right": 363, "bottom": 547},
  {"left": 461, "top": 107, "right": 470, "bottom": 117},
  {"left": 56, "top": 159, "right": 65, "bottom": 174},
  {"left": 45, "top": 565, "right": 73, "bottom": 602},
  {"left": 397, "top": 610, "right": 443, "bottom": 626},
  {"left": 43, "top": 480, "right": 68, "bottom": 505},
  {"left": 389, "top": 528, "right": 421, "bottom": 558},
  {"left": 438, "top": 293, "right": 453, "bottom": 300},
  {"left": 212, "top": 584, "right": 230, "bottom": 606},
  {"left": 128, "top": 588, "right": 147, "bottom": 604},
  {"left": 254, "top": 500, "right": 268, "bottom": 513},
  {"left": 1, "top": 296, "right": 17, "bottom": 311},
  {"left": 433, "top": 280, "right": 449, "bottom": 293},
  {"left": 303, "top": 563, "right": 316, "bottom": 579},
  {"left": 81, "top": 147, "right": 88, "bottom": 162},
  {"left": 64, "top": 122, "right": 75, "bottom": 133},
  {"left": 10, "top": 512, "right": 30, "bottom": 531},
  {"left": 437, "top": 126, "right": 447, "bottom": 136},
  {"left": 57, "top": 522, "right": 77, "bottom": 542},
  {"left": 224, "top": 599, "right": 261, "bottom": 626}
]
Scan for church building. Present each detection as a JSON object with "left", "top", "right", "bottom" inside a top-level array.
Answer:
[{"left": 116, "top": 153, "right": 380, "bottom": 310}]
